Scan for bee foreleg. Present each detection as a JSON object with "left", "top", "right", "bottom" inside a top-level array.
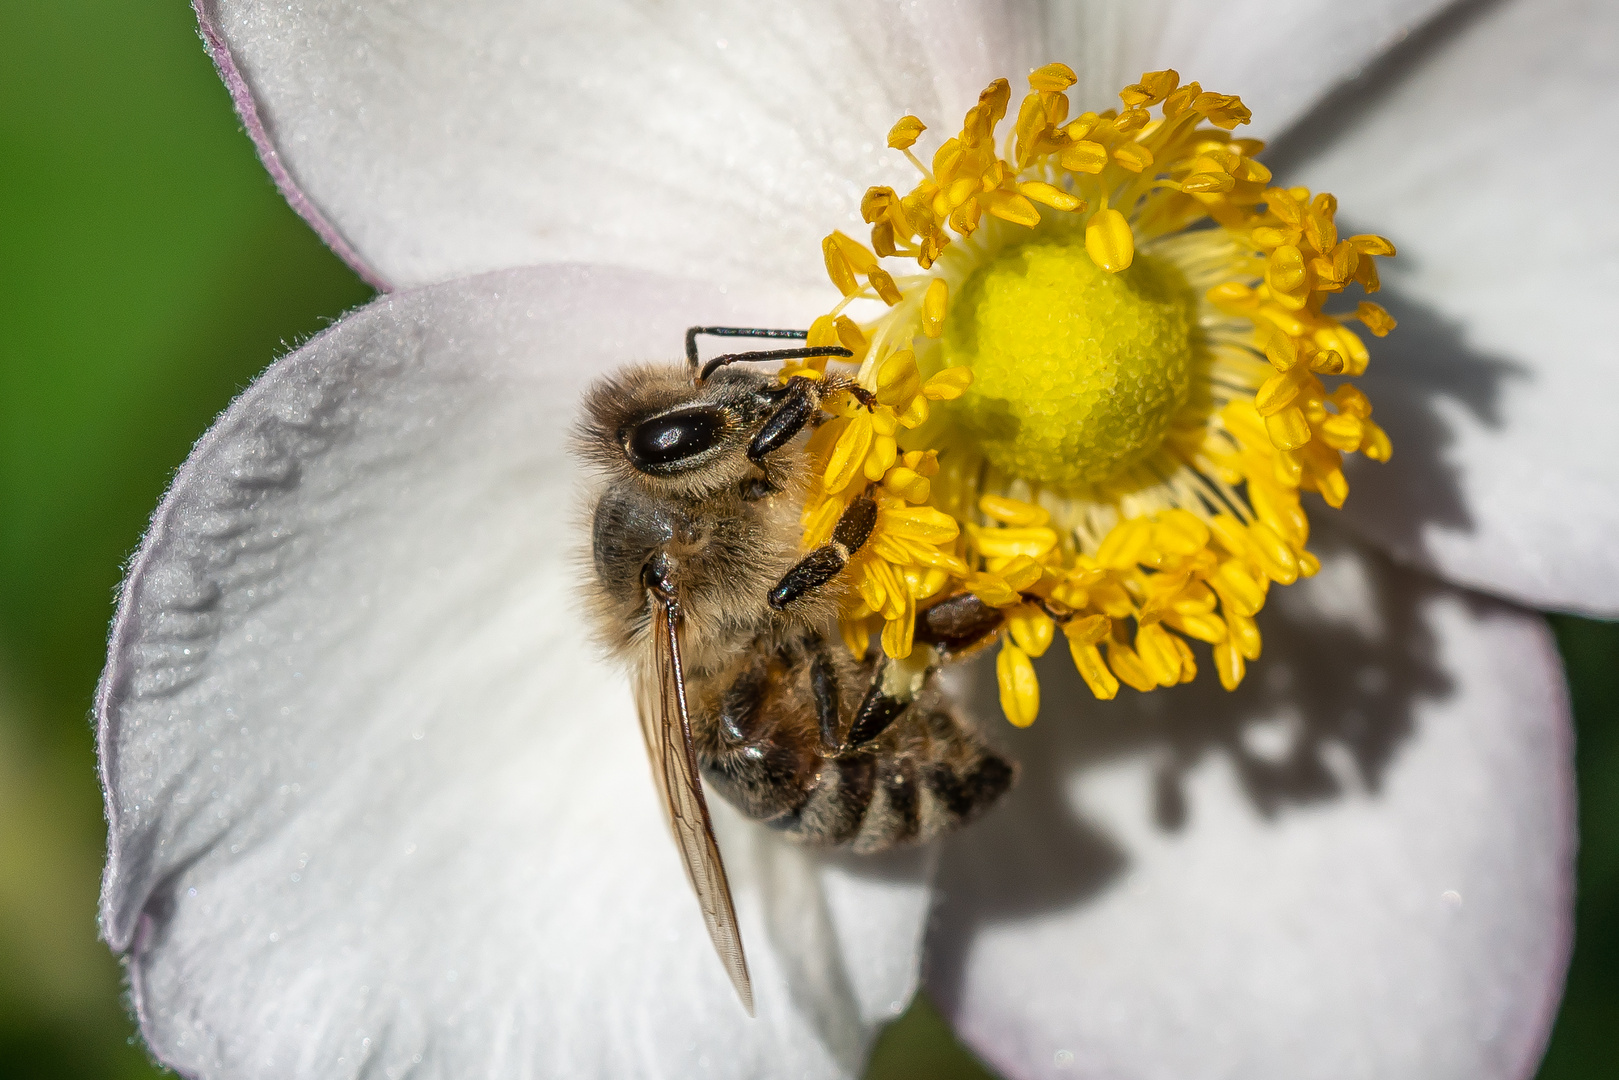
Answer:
[
  {"left": 747, "top": 376, "right": 820, "bottom": 461},
  {"left": 767, "top": 496, "right": 877, "bottom": 610}
]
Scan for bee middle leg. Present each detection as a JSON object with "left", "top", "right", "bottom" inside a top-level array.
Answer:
[{"left": 767, "top": 495, "right": 877, "bottom": 610}]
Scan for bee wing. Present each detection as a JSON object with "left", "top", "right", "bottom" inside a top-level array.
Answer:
[{"left": 637, "top": 597, "right": 755, "bottom": 1015}]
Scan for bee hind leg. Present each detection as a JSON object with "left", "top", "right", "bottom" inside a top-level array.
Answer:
[
  {"left": 810, "top": 651, "right": 842, "bottom": 752},
  {"left": 915, "top": 591, "right": 1006, "bottom": 659},
  {"left": 844, "top": 661, "right": 913, "bottom": 748},
  {"left": 839, "top": 592, "right": 1009, "bottom": 749}
]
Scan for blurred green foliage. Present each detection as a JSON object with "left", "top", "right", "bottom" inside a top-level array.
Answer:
[
  {"left": 1539, "top": 617, "right": 1619, "bottom": 1079},
  {"left": 0, "top": 2, "right": 370, "bottom": 1076},
  {"left": 0, "top": 3, "right": 1611, "bottom": 1079}
]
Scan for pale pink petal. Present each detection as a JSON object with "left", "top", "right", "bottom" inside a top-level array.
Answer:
[
  {"left": 99, "top": 264, "right": 930, "bottom": 1079},
  {"left": 927, "top": 530, "right": 1573, "bottom": 1080},
  {"left": 1280, "top": 0, "right": 1619, "bottom": 613}
]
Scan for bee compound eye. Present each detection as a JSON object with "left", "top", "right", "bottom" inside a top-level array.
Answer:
[{"left": 624, "top": 407, "right": 728, "bottom": 471}]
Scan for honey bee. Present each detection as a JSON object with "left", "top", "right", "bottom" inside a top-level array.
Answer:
[{"left": 579, "top": 327, "right": 1016, "bottom": 1013}]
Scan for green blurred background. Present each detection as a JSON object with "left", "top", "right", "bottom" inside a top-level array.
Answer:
[{"left": 0, "top": 4, "right": 1612, "bottom": 1078}]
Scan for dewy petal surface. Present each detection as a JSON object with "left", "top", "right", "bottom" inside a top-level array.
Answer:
[
  {"left": 197, "top": 0, "right": 1451, "bottom": 291},
  {"left": 927, "top": 527, "right": 1572, "bottom": 1080},
  {"left": 98, "top": 264, "right": 931, "bottom": 1080},
  {"left": 1278, "top": 0, "right": 1619, "bottom": 614}
]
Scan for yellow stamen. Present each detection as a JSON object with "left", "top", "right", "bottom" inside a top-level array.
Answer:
[
  {"left": 996, "top": 638, "right": 1040, "bottom": 726},
  {"left": 922, "top": 279, "right": 950, "bottom": 337},
  {"left": 790, "top": 64, "right": 1395, "bottom": 725},
  {"left": 1084, "top": 207, "right": 1136, "bottom": 271},
  {"left": 887, "top": 115, "right": 927, "bottom": 150}
]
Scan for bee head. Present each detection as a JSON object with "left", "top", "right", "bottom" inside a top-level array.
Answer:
[{"left": 577, "top": 363, "right": 795, "bottom": 498}]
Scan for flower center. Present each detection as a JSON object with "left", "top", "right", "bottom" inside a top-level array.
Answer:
[
  {"left": 941, "top": 235, "right": 1195, "bottom": 485},
  {"left": 793, "top": 63, "right": 1399, "bottom": 725}
]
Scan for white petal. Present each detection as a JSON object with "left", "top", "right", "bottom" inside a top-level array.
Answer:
[
  {"left": 1278, "top": 0, "right": 1619, "bottom": 613},
  {"left": 98, "top": 265, "right": 930, "bottom": 1080},
  {"left": 195, "top": 0, "right": 1445, "bottom": 291},
  {"left": 1046, "top": 0, "right": 1453, "bottom": 141},
  {"left": 926, "top": 529, "right": 1573, "bottom": 1080},
  {"left": 195, "top": 0, "right": 1032, "bottom": 291}
]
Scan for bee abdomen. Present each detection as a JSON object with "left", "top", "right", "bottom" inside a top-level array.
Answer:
[
  {"left": 775, "top": 756, "right": 874, "bottom": 845},
  {"left": 846, "top": 719, "right": 1014, "bottom": 854},
  {"left": 696, "top": 638, "right": 1015, "bottom": 852},
  {"left": 764, "top": 705, "right": 1014, "bottom": 853}
]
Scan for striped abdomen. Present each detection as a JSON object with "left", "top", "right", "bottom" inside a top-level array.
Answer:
[{"left": 690, "top": 630, "right": 1014, "bottom": 854}]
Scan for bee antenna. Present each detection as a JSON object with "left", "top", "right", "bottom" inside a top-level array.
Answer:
[
  {"left": 699, "top": 346, "right": 852, "bottom": 383},
  {"left": 685, "top": 326, "right": 853, "bottom": 384}
]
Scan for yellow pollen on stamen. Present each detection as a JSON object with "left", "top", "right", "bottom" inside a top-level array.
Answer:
[
  {"left": 942, "top": 239, "right": 1195, "bottom": 485},
  {"left": 793, "top": 64, "right": 1397, "bottom": 725}
]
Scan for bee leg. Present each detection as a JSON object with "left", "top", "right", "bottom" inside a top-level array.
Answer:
[
  {"left": 810, "top": 651, "right": 842, "bottom": 752},
  {"left": 915, "top": 591, "right": 1006, "bottom": 659},
  {"left": 747, "top": 376, "right": 820, "bottom": 461},
  {"left": 844, "top": 664, "right": 911, "bottom": 749},
  {"left": 767, "top": 496, "right": 877, "bottom": 610},
  {"left": 749, "top": 375, "right": 877, "bottom": 463},
  {"left": 840, "top": 593, "right": 1009, "bottom": 751}
]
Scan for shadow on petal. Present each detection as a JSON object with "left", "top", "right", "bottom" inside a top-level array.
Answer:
[
  {"left": 1260, "top": 0, "right": 1619, "bottom": 615},
  {"left": 720, "top": 810, "right": 936, "bottom": 1073},
  {"left": 926, "top": 525, "right": 1467, "bottom": 1008},
  {"left": 1335, "top": 250, "right": 1526, "bottom": 556},
  {"left": 921, "top": 514, "right": 1574, "bottom": 1080},
  {"left": 1262, "top": 0, "right": 1530, "bottom": 563},
  {"left": 1262, "top": 0, "right": 1511, "bottom": 174}
]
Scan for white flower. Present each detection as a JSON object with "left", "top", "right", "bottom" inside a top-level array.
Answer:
[{"left": 99, "top": 1, "right": 1616, "bottom": 1077}]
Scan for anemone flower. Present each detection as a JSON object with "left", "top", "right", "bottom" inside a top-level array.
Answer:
[{"left": 98, "top": 2, "right": 1617, "bottom": 1078}]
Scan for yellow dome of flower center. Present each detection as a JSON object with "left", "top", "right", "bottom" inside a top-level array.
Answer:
[{"left": 941, "top": 235, "right": 1195, "bottom": 485}]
